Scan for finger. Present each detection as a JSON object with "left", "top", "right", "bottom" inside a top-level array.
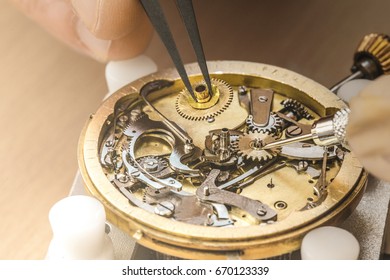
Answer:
[
  {"left": 71, "top": 0, "right": 148, "bottom": 40},
  {"left": 355, "top": 153, "right": 390, "bottom": 183},
  {"left": 71, "top": 0, "right": 153, "bottom": 60},
  {"left": 73, "top": 3, "right": 153, "bottom": 61},
  {"left": 11, "top": 0, "right": 89, "bottom": 56},
  {"left": 347, "top": 75, "right": 390, "bottom": 181},
  {"left": 11, "top": 0, "right": 153, "bottom": 61}
]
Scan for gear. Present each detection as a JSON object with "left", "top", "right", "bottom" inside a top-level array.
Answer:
[
  {"left": 281, "top": 99, "right": 313, "bottom": 120},
  {"left": 233, "top": 132, "right": 280, "bottom": 162},
  {"left": 246, "top": 112, "right": 283, "bottom": 135},
  {"left": 136, "top": 155, "right": 168, "bottom": 174},
  {"left": 175, "top": 78, "right": 233, "bottom": 121}
]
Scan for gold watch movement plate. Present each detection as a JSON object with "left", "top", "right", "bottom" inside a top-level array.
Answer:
[{"left": 78, "top": 61, "right": 367, "bottom": 259}]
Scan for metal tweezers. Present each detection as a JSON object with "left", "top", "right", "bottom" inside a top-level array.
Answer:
[{"left": 140, "top": 0, "right": 212, "bottom": 102}]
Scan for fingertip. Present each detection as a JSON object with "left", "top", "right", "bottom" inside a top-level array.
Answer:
[{"left": 71, "top": 0, "right": 150, "bottom": 40}]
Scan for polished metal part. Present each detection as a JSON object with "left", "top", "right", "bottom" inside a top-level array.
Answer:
[
  {"left": 301, "top": 150, "right": 329, "bottom": 210},
  {"left": 203, "top": 128, "right": 242, "bottom": 163},
  {"left": 235, "top": 131, "right": 280, "bottom": 162},
  {"left": 196, "top": 169, "right": 277, "bottom": 223},
  {"left": 122, "top": 150, "right": 182, "bottom": 191},
  {"left": 280, "top": 142, "right": 337, "bottom": 161},
  {"left": 250, "top": 88, "right": 274, "bottom": 126},
  {"left": 263, "top": 108, "right": 350, "bottom": 150}
]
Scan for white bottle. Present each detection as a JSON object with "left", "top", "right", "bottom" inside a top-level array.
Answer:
[{"left": 46, "top": 195, "right": 114, "bottom": 260}]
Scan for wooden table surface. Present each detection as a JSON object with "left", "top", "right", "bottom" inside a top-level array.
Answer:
[{"left": 1, "top": 0, "right": 390, "bottom": 259}]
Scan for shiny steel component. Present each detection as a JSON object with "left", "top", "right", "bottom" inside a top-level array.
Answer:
[
  {"left": 175, "top": 78, "right": 233, "bottom": 121},
  {"left": 196, "top": 169, "right": 277, "bottom": 223},
  {"left": 301, "top": 150, "right": 329, "bottom": 210},
  {"left": 235, "top": 132, "right": 280, "bottom": 162},
  {"left": 203, "top": 128, "right": 242, "bottom": 163},
  {"left": 263, "top": 108, "right": 350, "bottom": 150},
  {"left": 280, "top": 142, "right": 337, "bottom": 161},
  {"left": 79, "top": 61, "right": 367, "bottom": 260},
  {"left": 250, "top": 88, "right": 274, "bottom": 126},
  {"left": 246, "top": 112, "right": 283, "bottom": 134}
]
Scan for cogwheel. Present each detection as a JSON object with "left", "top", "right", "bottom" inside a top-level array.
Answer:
[
  {"left": 246, "top": 112, "right": 283, "bottom": 135},
  {"left": 136, "top": 155, "right": 168, "bottom": 174},
  {"left": 233, "top": 132, "right": 280, "bottom": 162},
  {"left": 281, "top": 99, "right": 313, "bottom": 120},
  {"left": 175, "top": 78, "right": 233, "bottom": 121}
]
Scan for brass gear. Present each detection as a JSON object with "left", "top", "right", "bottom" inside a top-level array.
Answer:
[
  {"left": 246, "top": 112, "right": 283, "bottom": 135},
  {"left": 234, "top": 132, "right": 280, "bottom": 162},
  {"left": 281, "top": 99, "right": 313, "bottom": 120},
  {"left": 175, "top": 78, "right": 233, "bottom": 121}
]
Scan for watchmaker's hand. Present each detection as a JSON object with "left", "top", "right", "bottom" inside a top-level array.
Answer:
[
  {"left": 11, "top": 0, "right": 153, "bottom": 61},
  {"left": 347, "top": 75, "right": 390, "bottom": 182}
]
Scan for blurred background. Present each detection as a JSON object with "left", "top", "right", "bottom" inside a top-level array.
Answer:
[{"left": 1, "top": 0, "right": 390, "bottom": 259}]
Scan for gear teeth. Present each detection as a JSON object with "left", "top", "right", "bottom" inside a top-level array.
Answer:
[
  {"left": 175, "top": 78, "right": 234, "bottom": 121},
  {"left": 246, "top": 112, "right": 283, "bottom": 135},
  {"left": 281, "top": 99, "right": 313, "bottom": 120},
  {"left": 236, "top": 132, "right": 280, "bottom": 162},
  {"left": 123, "top": 113, "right": 147, "bottom": 136}
]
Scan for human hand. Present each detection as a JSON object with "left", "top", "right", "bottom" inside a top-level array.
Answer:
[
  {"left": 11, "top": 0, "right": 153, "bottom": 61},
  {"left": 347, "top": 75, "right": 390, "bottom": 182}
]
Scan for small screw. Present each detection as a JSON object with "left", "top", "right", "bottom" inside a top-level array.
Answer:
[
  {"left": 131, "top": 170, "right": 140, "bottom": 177},
  {"left": 257, "top": 207, "right": 267, "bottom": 216},
  {"left": 117, "top": 174, "right": 129, "bottom": 183},
  {"left": 297, "top": 161, "right": 308, "bottom": 172},
  {"left": 286, "top": 125, "right": 303, "bottom": 137},
  {"left": 258, "top": 96, "right": 268, "bottom": 103},
  {"left": 169, "top": 179, "right": 176, "bottom": 185},
  {"left": 238, "top": 86, "right": 247, "bottom": 95},
  {"left": 207, "top": 116, "right": 215, "bottom": 123},
  {"left": 154, "top": 201, "right": 175, "bottom": 218}
]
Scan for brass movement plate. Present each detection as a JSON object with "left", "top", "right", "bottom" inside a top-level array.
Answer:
[{"left": 78, "top": 61, "right": 367, "bottom": 259}]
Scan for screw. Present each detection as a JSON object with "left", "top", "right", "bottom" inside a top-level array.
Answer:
[
  {"left": 297, "top": 161, "right": 308, "bottom": 172},
  {"left": 257, "top": 207, "right": 267, "bottom": 216},
  {"left": 169, "top": 179, "right": 176, "bottom": 185},
  {"left": 117, "top": 174, "right": 129, "bottom": 183},
  {"left": 203, "top": 186, "right": 210, "bottom": 196},
  {"left": 286, "top": 125, "right": 303, "bottom": 137},
  {"left": 258, "top": 96, "right": 268, "bottom": 103},
  {"left": 207, "top": 116, "right": 215, "bottom": 123},
  {"left": 154, "top": 201, "right": 175, "bottom": 218},
  {"left": 238, "top": 86, "right": 247, "bottom": 95},
  {"left": 130, "top": 170, "right": 140, "bottom": 177}
]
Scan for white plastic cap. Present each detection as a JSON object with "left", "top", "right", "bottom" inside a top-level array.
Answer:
[
  {"left": 105, "top": 55, "right": 157, "bottom": 95},
  {"left": 47, "top": 195, "right": 113, "bottom": 259},
  {"left": 337, "top": 79, "right": 371, "bottom": 103},
  {"left": 301, "top": 226, "right": 360, "bottom": 260}
]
